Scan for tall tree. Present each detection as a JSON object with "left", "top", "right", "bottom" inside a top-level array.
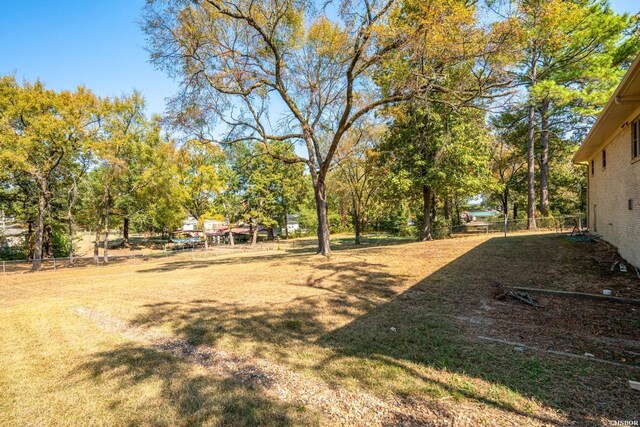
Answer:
[
  {"left": 488, "top": 124, "right": 526, "bottom": 217},
  {"left": 176, "top": 141, "right": 225, "bottom": 248},
  {"left": 233, "top": 141, "right": 307, "bottom": 243},
  {"left": 92, "top": 93, "right": 147, "bottom": 262},
  {"left": 61, "top": 143, "right": 92, "bottom": 264},
  {"left": 144, "top": 0, "right": 510, "bottom": 255},
  {"left": 333, "top": 125, "right": 386, "bottom": 244},
  {"left": 112, "top": 117, "right": 179, "bottom": 247},
  {"left": 130, "top": 133, "right": 185, "bottom": 238},
  {"left": 509, "top": 0, "right": 634, "bottom": 224},
  {"left": 384, "top": 103, "right": 492, "bottom": 240},
  {"left": 0, "top": 77, "right": 98, "bottom": 269}
]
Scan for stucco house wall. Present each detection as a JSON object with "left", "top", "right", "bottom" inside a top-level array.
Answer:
[{"left": 586, "top": 108, "right": 640, "bottom": 268}]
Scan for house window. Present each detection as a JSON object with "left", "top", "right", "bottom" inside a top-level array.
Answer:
[
  {"left": 602, "top": 149, "right": 606, "bottom": 169},
  {"left": 632, "top": 118, "right": 640, "bottom": 159},
  {"left": 591, "top": 159, "right": 594, "bottom": 176}
]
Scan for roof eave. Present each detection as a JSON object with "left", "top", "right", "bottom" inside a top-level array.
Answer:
[{"left": 573, "top": 54, "right": 640, "bottom": 164}]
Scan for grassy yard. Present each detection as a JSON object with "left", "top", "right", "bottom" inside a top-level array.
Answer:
[{"left": 0, "top": 233, "right": 638, "bottom": 426}]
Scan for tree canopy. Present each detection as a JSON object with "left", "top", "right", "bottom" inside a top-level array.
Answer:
[{"left": 0, "top": 0, "right": 638, "bottom": 266}]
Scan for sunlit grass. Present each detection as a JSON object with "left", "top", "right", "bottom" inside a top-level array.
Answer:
[{"left": 0, "top": 233, "right": 637, "bottom": 426}]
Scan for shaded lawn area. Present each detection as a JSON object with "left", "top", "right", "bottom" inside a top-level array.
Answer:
[{"left": 0, "top": 233, "right": 638, "bottom": 426}]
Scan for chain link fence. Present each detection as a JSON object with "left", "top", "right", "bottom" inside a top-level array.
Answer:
[
  {"left": 278, "top": 214, "right": 586, "bottom": 244},
  {"left": 430, "top": 214, "right": 585, "bottom": 239},
  {"left": 0, "top": 242, "right": 281, "bottom": 276},
  {"left": 1, "top": 214, "right": 585, "bottom": 276}
]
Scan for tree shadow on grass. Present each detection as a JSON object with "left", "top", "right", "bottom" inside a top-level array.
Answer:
[
  {"left": 131, "top": 299, "right": 330, "bottom": 352},
  {"left": 135, "top": 234, "right": 418, "bottom": 274},
  {"left": 317, "top": 234, "right": 640, "bottom": 425},
  {"left": 98, "top": 234, "right": 639, "bottom": 425},
  {"left": 131, "top": 256, "right": 406, "bottom": 362},
  {"left": 73, "top": 343, "right": 318, "bottom": 426},
  {"left": 136, "top": 252, "right": 308, "bottom": 273}
]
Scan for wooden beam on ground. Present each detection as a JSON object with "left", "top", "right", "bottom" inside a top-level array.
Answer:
[
  {"left": 477, "top": 336, "right": 639, "bottom": 370},
  {"left": 511, "top": 286, "right": 640, "bottom": 305}
]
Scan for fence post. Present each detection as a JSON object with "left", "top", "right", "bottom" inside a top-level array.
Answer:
[
  {"left": 2, "top": 261, "right": 5, "bottom": 276},
  {"left": 53, "top": 257, "right": 56, "bottom": 271},
  {"left": 578, "top": 213, "right": 583, "bottom": 231},
  {"left": 504, "top": 214, "right": 508, "bottom": 238}
]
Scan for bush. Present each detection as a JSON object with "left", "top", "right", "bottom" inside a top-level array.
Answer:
[
  {"left": 0, "top": 244, "right": 28, "bottom": 261},
  {"left": 396, "top": 223, "right": 417, "bottom": 238},
  {"left": 383, "top": 205, "right": 416, "bottom": 237},
  {"left": 430, "top": 218, "right": 451, "bottom": 239},
  {"left": 51, "top": 231, "right": 72, "bottom": 258}
]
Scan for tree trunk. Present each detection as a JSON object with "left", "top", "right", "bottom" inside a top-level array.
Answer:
[
  {"left": 226, "top": 217, "right": 235, "bottom": 246},
  {"left": 27, "top": 220, "right": 33, "bottom": 258},
  {"left": 32, "top": 179, "right": 47, "bottom": 271},
  {"left": 526, "top": 103, "right": 537, "bottom": 230},
  {"left": 67, "top": 216, "right": 74, "bottom": 265},
  {"left": 43, "top": 224, "right": 53, "bottom": 259},
  {"left": 313, "top": 178, "right": 331, "bottom": 255},
  {"left": 103, "top": 195, "right": 110, "bottom": 264},
  {"left": 430, "top": 193, "right": 437, "bottom": 224},
  {"left": 284, "top": 206, "right": 289, "bottom": 239},
  {"left": 94, "top": 209, "right": 103, "bottom": 262},
  {"left": 501, "top": 188, "right": 509, "bottom": 216},
  {"left": 67, "top": 180, "right": 79, "bottom": 265},
  {"left": 352, "top": 196, "right": 361, "bottom": 245},
  {"left": 339, "top": 204, "right": 349, "bottom": 231},
  {"left": 422, "top": 185, "right": 432, "bottom": 241},
  {"left": 444, "top": 199, "right": 451, "bottom": 222},
  {"left": 122, "top": 217, "right": 130, "bottom": 248},
  {"left": 252, "top": 227, "right": 258, "bottom": 246},
  {"left": 539, "top": 99, "right": 550, "bottom": 217},
  {"left": 513, "top": 203, "right": 518, "bottom": 220}
]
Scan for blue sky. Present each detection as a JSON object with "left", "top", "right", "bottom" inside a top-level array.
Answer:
[
  {"left": 0, "top": 0, "right": 638, "bottom": 116},
  {"left": 0, "top": 1, "right": 177, "bottom": 115}
]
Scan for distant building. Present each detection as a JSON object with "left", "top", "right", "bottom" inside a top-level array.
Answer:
[
  {"left": 284, "top": 214, "right": 300, "bottom": 234},
  {"left": 0, "top": 215, "right": 26, "bottom": 247},
  {"left": 573, "top": 53, "right": 640, "bottom": 268},
  {"left": 203, "top": 219, "right": 227, "bottom": 231},
  {"left": 462, "top": 210, "right": 500, "bottom": 224},
  {"left": 179, "top": 217, "right": 227, "bottom": 232},
  {"left": 180, "top": 217, "right": 198, "bottom": 231}
]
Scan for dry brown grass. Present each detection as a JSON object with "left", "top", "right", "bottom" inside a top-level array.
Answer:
[{"left": 0, "top": 232, "right": 638, "bottom": 426}]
